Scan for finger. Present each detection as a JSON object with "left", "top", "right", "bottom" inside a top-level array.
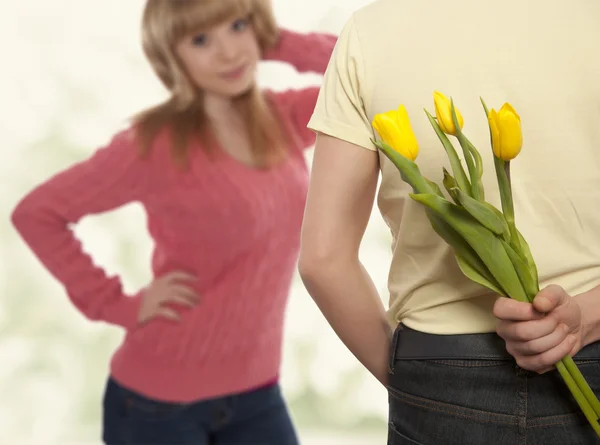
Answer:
[
  {"left": 155, "top": 307, "right": 181, "bottom": 322},
  {"left": 516, "top": 335, "right": 576, "bottom": 372},
  {"left": 167, "top": 284, "right": 200, "bottom": 301},
  {"left": 496, "top": 316, "right": 558, "bottom": 342},
  {"left": 164, "top": 271, "right": 198, "bottom": 284},
  {"left": 508, "top": 323, "right": 569, "bottom": 356},
  {"left": 533, "top": 285, "right": 569, "bottom": 314},
  {"left": 164, "top": 294, "right": 197, "bottom": 308},
  {"left": 493, "top": 298, "right": 544, "bottom": 322}
]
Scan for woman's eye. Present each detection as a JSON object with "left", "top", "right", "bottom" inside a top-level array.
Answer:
[
  {"left": 192, "top": 34, "right": 207, "bottom": 46},
  {"left": 232, "top": 18, "right": 249, "bottom": 32}
]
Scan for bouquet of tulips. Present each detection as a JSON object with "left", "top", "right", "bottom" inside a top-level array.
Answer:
[{"left": 371, "top": 91, "right": 600, "bottom": 435}]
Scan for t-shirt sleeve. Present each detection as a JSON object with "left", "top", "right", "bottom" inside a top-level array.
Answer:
[{"left": 307, "top": 14, "right": 375, "bottom": 151}]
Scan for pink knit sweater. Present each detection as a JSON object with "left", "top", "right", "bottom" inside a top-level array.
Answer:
[{"left": 11, "top": 29, "right": 337, "bottom": 403}]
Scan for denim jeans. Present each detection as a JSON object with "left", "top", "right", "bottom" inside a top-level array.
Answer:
[
  {"left": 102, "top": 377, "right": 299, "bottom": 445},
  {"left": 387, "top": 328, "right": 600, "bottom": 444}
]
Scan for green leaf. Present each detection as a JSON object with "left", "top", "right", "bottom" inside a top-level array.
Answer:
[
  {"left": 372, "top": 139, "right": 432, "bottom": 195},
  {"left": 455, "top": 254, "right": 507, "bottom": 296},
  {"left": 442, "top": 168, "right": 457, "bottom": 188},
  {"left": 483, "top": 202, "right": 511, "bottom": 242},
  {"left": 480, "top": 97, "right": 490, "bottom": 116},
  {"left": 454, "top": 188, "right": 506, "bottom": 235},
  {"left": 442, "top": 168, "right": 460, "bottom": 204},
  {"left": 500, "top": 239, "right": 539, "bottom": 302},
  {"left": 424, "top": 109, "right": 472, "bottom": 196},
  {"left": 425, "top": 178, "right": 444, "bottom": 198},
  {"left": 426, "top": 213, "right": 507, "bottom": 296},
  {"left": 516, "top": 229, "right": 539, "bottom": 289},
  {"left": 409, "top": 192, "right": 529, "bottom": 302}
]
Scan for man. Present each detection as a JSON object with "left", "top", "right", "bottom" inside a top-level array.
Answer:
[{"left": 299, "top": 0, "right": 600, "bottom": 442}]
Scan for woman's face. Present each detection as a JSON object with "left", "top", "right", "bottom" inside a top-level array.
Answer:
[{"left": 175, "top": 15, "right": 261, "bottom": 99}]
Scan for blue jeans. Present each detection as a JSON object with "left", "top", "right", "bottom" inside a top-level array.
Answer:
[
  {"left": 102, "top": 377, "right": 299, "bottom": 445},
  {"left": 387, "top": 327, "right": 600, "bottom": 444}
]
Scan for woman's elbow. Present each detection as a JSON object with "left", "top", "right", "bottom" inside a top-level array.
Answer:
[
  {"left": 11, "top": 197, "right": 33, "bottom": 231},
  {"left": 10, "top": 193, "right": 53, "bottom": 238}
]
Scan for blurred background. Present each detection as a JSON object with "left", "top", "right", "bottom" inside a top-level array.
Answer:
[{"left": 1, "top": 1, "right": 393, "bottom": 443}]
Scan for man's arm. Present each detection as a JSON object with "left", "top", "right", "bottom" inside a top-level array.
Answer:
[{"left": 298, "top": 133, "right": 392, "bottom": 385}]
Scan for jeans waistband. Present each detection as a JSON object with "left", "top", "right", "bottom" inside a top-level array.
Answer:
[{"left": 393, "top": 325, "right": 600, "bottom": 361}]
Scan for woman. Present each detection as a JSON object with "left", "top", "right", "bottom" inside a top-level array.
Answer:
[
  {"left": 11, "top": 0, "right": 336, "bottom": 443},
  {"left": 300, "top": 0, "right": 600, "bottom": 443}
]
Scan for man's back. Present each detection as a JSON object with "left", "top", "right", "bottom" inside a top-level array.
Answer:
[
  {"left": 312, "top": 0, "right": 600, "bottom": 332},
  {"left": 305, "top": 2, "right": 600, "bottom": 442}
]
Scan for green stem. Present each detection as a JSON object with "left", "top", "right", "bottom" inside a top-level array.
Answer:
[
  {"left": 494, "top": 157, "right": 520, "bottom": 248},
  {"left": 450, "top": 100, "right": 483, "bottom": 201},
  {"left": 495, "top": 158, "right": 514, "bottom": 221},
  {"left": 556, "top": 361, "right": 600, "bottom": 436},
  {"left": 562, "top": 356, "right": 600, "bottom": 417},
  {"left": 424, "top": 110, "right": 472, "bottom": 196},
  {"left": 466, "top": 138, "right": 485, "bottom": 202},
  {"left": 459, "top": 134, "right": 485, "bottom": 201},
  {"left": 456, "top": 138, "right": 477, "bottom": 199}
]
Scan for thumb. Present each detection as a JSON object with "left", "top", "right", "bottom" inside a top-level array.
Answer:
[{"left": 533, "top": 285, "right": 569, "bottom": 313}]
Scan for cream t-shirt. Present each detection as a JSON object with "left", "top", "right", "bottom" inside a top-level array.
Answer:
[{"left": 307, "top": 0, "right": 600, "bottom": 334}]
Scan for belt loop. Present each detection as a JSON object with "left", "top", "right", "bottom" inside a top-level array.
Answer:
[{"left": 388, "top": 324, "right": 402, "bottom": 375}]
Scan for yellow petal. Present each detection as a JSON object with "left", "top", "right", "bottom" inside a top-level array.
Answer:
[
  {"left": 372, "top": 106, "right": 419, "bottom": 161},
  {"left": 372, "top": 112, "right": 401, "bottom": 148},
  {"left": 433, "top": 91, "right": 451, "bottom": 134},
  {"left": 395, "top": 105, "right": 411, "bottom": 131},
  {"left": 454, "top": 106, "right": 465, "bottom": 130},
  {"left": 405, "top": 136, "right": 419, "bottom": 161},
  {"left": 489, "top": 103, "right": 523, "bottom": 161},
  {"left": 395, "top": 105, "right": 419, "bottom": 160},
  {"left": 433, "top": 91, "right": 464, "bottom": 136},
  {"left": 488, "top": 109, "right": 502, "bottom": 158},
  {"left": 500, "top": 103, "right": 521, "bottom": 123},
  {"left": 499, "top": 114, "right": 522, "bottom": 160}
]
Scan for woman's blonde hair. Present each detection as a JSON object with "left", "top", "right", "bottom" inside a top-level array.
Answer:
[{"left": 134, "top": 0, "right": 289, "bottom": 168}]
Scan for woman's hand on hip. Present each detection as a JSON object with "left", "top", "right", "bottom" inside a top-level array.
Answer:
[
  {"left": 137, "top": 271, "right": 199, "bottom": 325},
  {"left": 493, "top": 285, "right": 584, "bottom": 373}
]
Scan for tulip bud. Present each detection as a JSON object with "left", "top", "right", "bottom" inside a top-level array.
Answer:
[
  {"left": 434, "top": 91, "right": 464, "bottom": 136},
  {"left": 488, "top": 103, "right": 522, "bottom": 161},
  {"left": 372, "top": 105, "right": 419, "bottom": 161}
]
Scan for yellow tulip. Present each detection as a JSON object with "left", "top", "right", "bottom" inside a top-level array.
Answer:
[
  {"left": 372, "top": 105, "right": 419, "bottom": 161},
  {"left": 433, "top": 91, "right": 464, "bottom": 136},
  {"left": 488, "top": 103, "right": 522, "bottom": 160}
]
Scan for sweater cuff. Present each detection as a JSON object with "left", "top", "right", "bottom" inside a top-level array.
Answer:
[{"left": 102, "top": 291, "right": 143, "bottom": 330}]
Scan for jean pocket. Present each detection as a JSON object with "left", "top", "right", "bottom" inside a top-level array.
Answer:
[
  {"left": 387, "top": 385, "right": 518, "bottom": 445},
  {"left": 388, "top": 421, "right": 426, "bottom": 445}
]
